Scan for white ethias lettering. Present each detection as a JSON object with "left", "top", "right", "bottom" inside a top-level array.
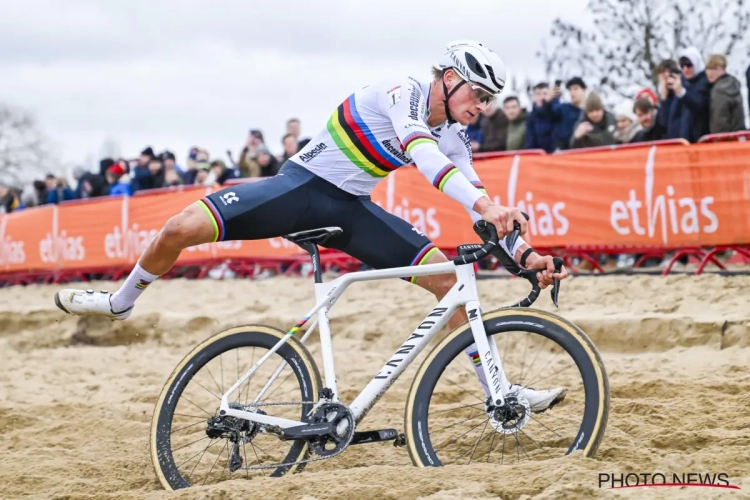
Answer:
[
  {"left": 104, "top": 224, "right": 159, "bottom": 260},
  {"left": 609, "top": 150, "right": 718, "bottom": 243},
  {"left": 490, "top": 193, "right": 569, "bottom": 237},
  {"left": 493, "top": 155, "right": 569, "bottom": 237},
  {"left": 0, "top": 218, "right": 25, "bottom": 265},
  {"left": 39, "top": 230, "right": 85, "bottom": 263},
  {"left": 390, "top": 198, "right": 441, "bottom": 240}
]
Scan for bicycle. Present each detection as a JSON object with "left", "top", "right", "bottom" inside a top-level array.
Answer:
[{"left": 149, "top": 220, "right": 610, "bottom": 490}]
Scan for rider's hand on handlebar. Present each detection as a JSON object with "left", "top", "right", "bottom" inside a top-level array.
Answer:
[
  {"left": 475, "top": 199, "right": 528, "bottom": 237},
  {"left": 526, "top": 254, "right": 569, "bottom": 289}
]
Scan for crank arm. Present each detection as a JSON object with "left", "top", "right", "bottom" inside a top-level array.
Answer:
[
  {"left": 279, "top": 421, "right": 334, "bottom": 441},
  {"left": 349, "top": 428, "right": 399, "bottom": 446}
]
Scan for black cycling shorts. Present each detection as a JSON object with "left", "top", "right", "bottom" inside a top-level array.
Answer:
[{"left": 198, "top": 161, "right": 439, "bottom": 282}]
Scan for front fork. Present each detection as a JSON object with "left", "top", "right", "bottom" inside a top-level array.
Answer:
[{"left": 464, "top": 300, "right": 510, "bottom": 407}]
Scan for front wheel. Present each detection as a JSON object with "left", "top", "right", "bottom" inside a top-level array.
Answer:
[{"left": 404, "top": 307, "right": 609, "bottom": 467}]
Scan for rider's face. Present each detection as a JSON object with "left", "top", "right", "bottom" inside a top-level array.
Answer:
[{"left": 446, "top": 71, "right": 491, "bottom": 126}]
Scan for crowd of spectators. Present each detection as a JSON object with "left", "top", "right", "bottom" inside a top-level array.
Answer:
[
  {"left": 0, "top": 118, "right": 311, "bottom": 214},
  {"left": 1, "top": 48, "right": 748, "bottom": 272},
  {"left": 466, "top": 47, "right": 749, "bottom": 155}
]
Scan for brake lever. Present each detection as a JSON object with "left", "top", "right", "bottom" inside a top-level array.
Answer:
[{"left": 550, "top": 257, "right": 564, "bottom": 307}]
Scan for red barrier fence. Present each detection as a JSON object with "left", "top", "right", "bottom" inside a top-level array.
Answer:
[{"left": 1, "top": 138, "right": 749, "bottom": 285}]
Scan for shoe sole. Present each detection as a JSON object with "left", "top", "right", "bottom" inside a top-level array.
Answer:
[
  {"left": 54, "top": 291, "right": 131, "bottom": 321},
  {"left": 531, "top": 388, "right": 568, "bottom": 414},
  {"left": 54, "top": 292, "right": 71, "bottom": 314}
]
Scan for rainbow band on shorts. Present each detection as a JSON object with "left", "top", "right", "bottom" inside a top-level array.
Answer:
[
  {"left": 196, "top": 198, "right": 225, "bottom": 242},
  {"left": 288, "top": 316, "right": 311, "bottom": 336},
  {"left": 403, "top": 242, "right": 440, "bottom": 284}
]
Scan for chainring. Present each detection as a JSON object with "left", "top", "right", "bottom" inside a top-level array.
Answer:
[{"left": 308, "top": 403, "right": 356, "bottom": 457}]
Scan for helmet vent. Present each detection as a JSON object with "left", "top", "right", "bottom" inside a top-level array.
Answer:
[{"left": 464, "top": 53, "right": 486, "bottom": 78}]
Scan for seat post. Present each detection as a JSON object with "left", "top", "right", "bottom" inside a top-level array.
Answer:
[{"left": 298, "top": 242, "right": 323, "bottom": 283}]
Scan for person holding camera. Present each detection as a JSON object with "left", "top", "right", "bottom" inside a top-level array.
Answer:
[
  {"left": 543, "top": 77, "right": 587, "bottom": 151},
  {"left": 656, "top": 48, "right": 710, "bottom": 143}
]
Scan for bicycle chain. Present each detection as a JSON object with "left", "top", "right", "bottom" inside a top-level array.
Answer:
[{"left": 239, "top": 400, "right": 347, "bottom": 471}]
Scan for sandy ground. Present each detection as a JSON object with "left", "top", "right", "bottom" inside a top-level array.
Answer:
[{"left": 1, "top": 272, "right": 749, "bottom": 499}]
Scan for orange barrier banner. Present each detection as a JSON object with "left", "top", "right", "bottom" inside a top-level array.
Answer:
[
  {"left": 372, "top": 142, "right": 750, "bottom": 249},
  {"left": 1, "top": 142, "right": 749, "bottom": 273}
]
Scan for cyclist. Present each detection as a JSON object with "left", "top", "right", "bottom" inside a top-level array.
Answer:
[{"left": 54, "top": 40, "right": 568, "bottom": 412}]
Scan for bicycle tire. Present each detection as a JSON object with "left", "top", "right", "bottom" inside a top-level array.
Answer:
[
  {"left": 404, "top": 307, "right": 609, "bottom": 466},
  {"left": 150, "top": 325, "right": 322, "bottom": 491}
]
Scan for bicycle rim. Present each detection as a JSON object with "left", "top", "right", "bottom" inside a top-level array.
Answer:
[{"left": 405, "top": 308, "right": 609, "bottom": 467}]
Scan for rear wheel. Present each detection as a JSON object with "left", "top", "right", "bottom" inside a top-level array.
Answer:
[
  {"left": 150, "top": 325, "right": 322, "bottom": 491},
  {"left": 405, "top": 308, "right": 609, "bottom": 466}
]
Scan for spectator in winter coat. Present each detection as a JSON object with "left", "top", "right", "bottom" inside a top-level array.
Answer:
[
  {"left": 479, "top": 100, "right": 509, "bottom": 152},
  {"left": 209, "top": 159, "right": 239, "bottom": 186},
  {"left": 524, "top": 82, "right": 557, "bottom": 152},
  {"left": 130, "top": 147, "right": 156, "bottom": 193},
  {"left": 705, "top": 54, "right": 746, "bottom": 133},
  {"left": 281, "top": 133, "right": 299, "bottom": 164},
  {"left": 255, "top": 146, "right": 281, "bottom": 177},
  {"left": 503, "top": 96, "right": 527, "bottom": 151},
  {"left": 72, "top": 166, "right": 108, "bottom": 199},
  {"left": 632, "top": 97, "right": 666, "bottom": 143},
  {"left": 465, "top": 113, "right": 484, "bottom": 152},
  {"left": 0, "top": 184, "right": 20, "bottom": 213},
  {"left": 656, "top": 59, "right": 693, "bottom": 141},
  {"left": 106, "top": 164, "right": 132, "bottom": 197},
  {"left": 543, "top": 76, "right": 586, "bottom": 151},
  {"left": 659, "top": 48, "right": 711, "bottom": 142},
  {"left": 570, "top": 93, "right": 617, "bottom": 149},
  {"left": 613, "top": 99, "right": 643, "bottom": 144},
  {"left": 44, "top": 174, "right": 76, "bottom": 204}
]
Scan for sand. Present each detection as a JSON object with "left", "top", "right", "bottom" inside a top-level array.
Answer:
[{"left": 1, "top": 272, "right": 749, "bottom": 499}]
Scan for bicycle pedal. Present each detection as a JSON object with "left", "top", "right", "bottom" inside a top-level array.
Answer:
[{"left": 350, "top": 428, "right": 399, "bottom": 446}]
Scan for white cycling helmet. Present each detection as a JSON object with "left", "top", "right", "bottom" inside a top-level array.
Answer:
[{"left": 436, "top": 40, "right": 507, "bottom": 123}]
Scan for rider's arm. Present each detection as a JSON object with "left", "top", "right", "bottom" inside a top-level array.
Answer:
[
  {"left": 382, "top": 80, "right": 485, "bottom": 213},
  {"left": 447, "top": 128, "right": 529, "bottom": 261}
]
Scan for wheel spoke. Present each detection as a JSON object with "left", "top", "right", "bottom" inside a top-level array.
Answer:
[
  {"left": 186, "top": 438, "right": 217, "bottom": 482},
  {"left": 202, "top": 440, "right": 228, "bottom": 486}
]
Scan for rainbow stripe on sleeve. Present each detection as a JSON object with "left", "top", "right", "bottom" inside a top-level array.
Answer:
[
  {"left": 402, "top": 132, "right": 437, "bottom": 154},
  {"left": 471, "top": 180, "right": 487, "bottom": 194},
  {"left": 432, "top": 164, "right": 459, "bottom": 191}
]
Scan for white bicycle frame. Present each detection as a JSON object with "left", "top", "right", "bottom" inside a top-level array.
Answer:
[{"left": 218, "top": 258, "right": 509, "bottom": 430}]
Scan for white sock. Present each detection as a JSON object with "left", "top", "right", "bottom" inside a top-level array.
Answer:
[{"left": 110, "top": 263, "right": 160, "bottom": 312}]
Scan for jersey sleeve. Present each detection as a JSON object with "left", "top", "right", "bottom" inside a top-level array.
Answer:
[
  {"left": 380, "top": 78, "right": 487, "bottom": 212},
  {"left": 448, "top": 127, "right": 528, "bottom": 259}
]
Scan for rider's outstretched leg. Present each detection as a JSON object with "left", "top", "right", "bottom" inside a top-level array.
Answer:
[
  {"left": 414, "top": 249, "right": 567, "bottom": 413},
  {"left": 54, "top": 201, "right": 217, "bottom": 320}
]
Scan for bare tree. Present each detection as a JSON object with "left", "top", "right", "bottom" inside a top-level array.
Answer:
[
  {"left": 538, "top": 0, "right": 750, "bottom": 101},
  {"left": 0, "top": 102, "right": 56, "bottom": 187}
]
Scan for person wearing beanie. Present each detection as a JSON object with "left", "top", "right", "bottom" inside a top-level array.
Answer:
[
  {"left": 635, "top": 88, "right": 658, "bottom": 106},
  {"left": 570, "top": 92, "right": 617, "bottom": 148},
  {"left": 613, "top": 98, "right": 643, "bottom": 144},
  {"left": 106, "top": 164, "right": 132, "bottom": 197}
]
